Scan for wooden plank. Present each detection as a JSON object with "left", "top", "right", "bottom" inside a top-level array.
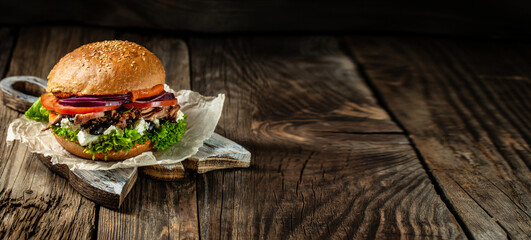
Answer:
[
  {"left": 139, "top": 163, "right": 185, "bottom": 181},
  {"left": 1, "top": 1, "right": 530, "bottom": 37},
  {"left": 0, "top": 28, "right": 14, "bottom": 77},
  {"left": 36, "top": 154, "right": 137, "bottom": 210},
  {"left": 183, "top": 133, "right": 251, "bottom": 174},
  {"left": 0, "top": 26, "right": 114, "bottom": 239},
  {"left": 143, "top": 132, "right": 252, "bottom": 179},
  {"left": 190, "top": 36, "right": 465, "bottom": 239},
  {"left": 96, "top": 32, "right": 200, "bottom": 239},
  {"left": 345, "top": 36, "right": 531, "bottom": 239},
  {"left": 191, "top": 36, "right": 401, "bottom": 134},
  {"left": 97, "top": 176, "right": 199, "bottom": 239},
  {"left": 1, "top": 76, "right": 47, "bottom": 113}
]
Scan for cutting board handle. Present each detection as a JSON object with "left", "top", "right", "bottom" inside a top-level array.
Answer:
[{"left": 0, "top": 76, "right": 47, "bottom": 113}]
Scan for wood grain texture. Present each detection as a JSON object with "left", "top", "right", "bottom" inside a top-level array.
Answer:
[
  {"left": 142, "top": 132, "right": 252, "bottom": 180},
  {"left": 96, "top": 31, "right": 199, "bottom": 240},
  {"left": 184, "top": 133, "right": 251, "bottom": 174},
  {"left": 36, "top": 155, "right": 137, "bottom": 209},
  {"left": 139, "top": 163, "right": 185, "bottom": 181},
  {"left": 0, "top": 26, "right": 114, "bottom": 240},
  {"left": 346, "top": 36, "right": 531, "bottom": 239},
  {"left": 190, "top": 36, "right": 464, "bottom": 239},
  {"left": 0, "top": 28, "right": 14, "bottom": 77},
  {"left": 192, "top": 36, "right": 400, "bottom": 135},
  {"left": 98, "top": 176, "right": 199, "bottom": 240}
]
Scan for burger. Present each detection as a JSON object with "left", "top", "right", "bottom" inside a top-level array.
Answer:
[{"left": 24, "top": 40, "right": 187, "bottom": 161}]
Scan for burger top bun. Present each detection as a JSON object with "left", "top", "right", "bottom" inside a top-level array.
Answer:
[{"left": 46, "top": 40, "right": 165, "bottom": 95}]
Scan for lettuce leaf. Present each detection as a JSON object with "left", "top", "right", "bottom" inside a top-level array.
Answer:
[
  {"left": 144, "top": 118, "right": 187, "bottom": 150},
  {"left": 51, "top": 124, "right": 79, "bottom": 142},
  {"left": 50, "top": 115, "right": 187, "bottom": 159},
  {"left": 24, "top": 97, "right": 49, "bottom": 122},
  {"left": 84, "top": 126, "right": 147, "bottom": 157}
]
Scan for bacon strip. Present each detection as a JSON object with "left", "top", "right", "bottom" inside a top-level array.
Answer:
[
  {"left": 169, "top": 105, "right": 180, "bottom": 119},
  {"left": 141, "top": 105, "right": 181, "bottom": 121},
  {"left": 42, "top": 114, "right": 63, "bottom": 131},
  {"left": 74, "top": 112, "right": 105, "bottom": 125}
]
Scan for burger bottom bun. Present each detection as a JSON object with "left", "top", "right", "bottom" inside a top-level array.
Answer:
[{"left": 53, "top": 134, "right": 152, "bottom": 161}]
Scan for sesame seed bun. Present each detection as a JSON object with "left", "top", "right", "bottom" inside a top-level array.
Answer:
[{"left": 46, "top": 40, "right": 165, "bottom": 96}]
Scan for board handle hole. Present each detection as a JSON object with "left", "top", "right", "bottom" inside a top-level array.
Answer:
[{"left": 12, "top": 81, "right": 46, "bottom": 97}]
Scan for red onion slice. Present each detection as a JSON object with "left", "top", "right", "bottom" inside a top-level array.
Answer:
[
  {"left": 60, "top": 95, "right": 129, "bottom": 102},
  {"left": 57, "top": 91, "right": 175, "bottom": 107},
  {"left": 59, "top": 100, "right": 125, "bottom": 107}
]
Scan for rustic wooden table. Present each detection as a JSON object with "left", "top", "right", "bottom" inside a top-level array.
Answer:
[{"left": 0, "top": 26, "right": 529, "bottom": 239}]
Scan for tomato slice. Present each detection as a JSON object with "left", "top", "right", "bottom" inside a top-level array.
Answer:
[
  {"left": 41, "top": 93, "right": 58, "bottom": 110},
  {"left": 40, "top": 90, "right": 175, "bottom": 114},
  {"left": 40, "top": 93, "right": 120, "bottom": 115},
  {"left": 130, "top": 84, "right": 164, "bottom": 102},
  {"left": 122, "top": 98, "right": 177, "bottom": 109}
]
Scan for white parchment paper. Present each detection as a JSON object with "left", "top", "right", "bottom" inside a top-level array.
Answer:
[{"left": 6, "top": 85, "right": 225, "bottom": 170}]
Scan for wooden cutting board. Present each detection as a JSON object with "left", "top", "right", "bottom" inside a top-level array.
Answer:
[{"left": 1, "top": 75, "right": 251, "bottom": 209}]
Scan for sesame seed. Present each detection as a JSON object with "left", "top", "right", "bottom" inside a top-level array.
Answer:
[{"left": 78, "top": 40, "right": 153, "bottom": 70}]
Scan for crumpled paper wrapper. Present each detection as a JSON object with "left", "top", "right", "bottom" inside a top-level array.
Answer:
[{"left": 6, "top": 85, "right": 225, "bottom": 170}]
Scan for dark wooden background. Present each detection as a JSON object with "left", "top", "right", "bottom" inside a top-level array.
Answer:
[
  {"left": 0, "top": 25, "right": 529, "bottom": 239},
  {"left": 1, "top": 1, "right": 531, "bottom": 37},
  {"left": 0, "top": 2, "right": 530, "bottom": 239}
]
